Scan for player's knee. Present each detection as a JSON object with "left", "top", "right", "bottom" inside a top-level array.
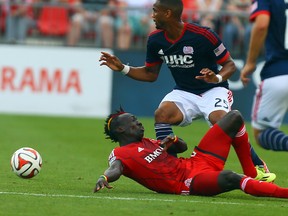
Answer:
[
  {"left": 218, "top": 110, "right": 244, "bottom": 132},
  {"left": 209, "top": 110, "right": 227, "bottom": 125},
  {"left": 228, "top": 110, "right": 243, "bottom": 124},
  {"left": 154, "top": 107, "right": 168, "bottom": 122},
  {"left": 154, "top": 103, "right": 180, "bottom": 123},
  {"left": 218, "top": 170, "right": 242, "bottom": 192}
]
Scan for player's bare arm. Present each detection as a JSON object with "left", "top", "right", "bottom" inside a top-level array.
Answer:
[
  {"left": 93, "top": 160, "right": 123, "bottom": 192},
  {"left": 240, "top": 14, "right": 269, "bottom": 86},
  {"left": 218, "top": 56, "right": 236, "bottom": 80},
  {"left": 195, "top": 56, "right": 236, "bottom": 83},
  {"left": 99, "top": 52, "right": 161, "bottom": 82},
  {"left": 160, "top": 134, "right": 187, "bottom": 153},
  {"left": 124, "top": 64, "right": 161, "bottom": 82}
]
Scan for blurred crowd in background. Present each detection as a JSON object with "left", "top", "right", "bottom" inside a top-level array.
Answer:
[{"left": 0, "top": 0, "right": 251, "bottom": 57}]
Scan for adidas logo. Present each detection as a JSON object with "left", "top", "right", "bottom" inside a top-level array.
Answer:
[
  {"left": 138, "top": 147, "right": 144, "bottom": 152},
  {"left": 158, "top": 49, "right": 164, "bottom": 55}
]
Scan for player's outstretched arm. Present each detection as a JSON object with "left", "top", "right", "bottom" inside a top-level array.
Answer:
[
  {"left": 93, "top": 160, "right": 123, "bottom": 193},
  {"left": 99, "top": 51, "right": 161, "bottom": 82},
  {"left": 99, "top": 51, "right": 124, "bottom": 71}
]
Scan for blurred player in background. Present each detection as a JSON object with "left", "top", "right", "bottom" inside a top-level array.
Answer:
[
  {"left": 99, "top": 0, "right": 273, "bottom": 177},
  {"left": 240, "top": 0, "right": 288, "bottom": 151},
  {"left": 93, "top": 109, "right": 282, "bottom": 197}
]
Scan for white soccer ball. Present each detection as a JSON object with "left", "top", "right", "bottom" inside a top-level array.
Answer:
[{"left": 11, "top": 147, "right": 42, "bottom": 178}]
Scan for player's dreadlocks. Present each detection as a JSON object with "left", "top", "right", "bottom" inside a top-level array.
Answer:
[{"left": 104, "top": 107, "right": 126, "bottom": 143}]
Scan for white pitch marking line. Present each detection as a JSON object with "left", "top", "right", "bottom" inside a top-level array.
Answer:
[{"left": 0, "top": 191, "right": 280, "bottom": 207}]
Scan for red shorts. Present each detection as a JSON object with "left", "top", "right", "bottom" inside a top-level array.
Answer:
[
  {"left": 178, "top": 149, "right": 225, "bottom": 195},
  {"left": 188, "top": 149, "right": 224, "bottom": 196}
]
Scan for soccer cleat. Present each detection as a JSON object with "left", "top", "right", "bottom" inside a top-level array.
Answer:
[
  {"left": 259, "top": 159, "right": 270, "bottom": 173},
  {"left": 254, "top": 166, "right": 276, "bottom": 182}
]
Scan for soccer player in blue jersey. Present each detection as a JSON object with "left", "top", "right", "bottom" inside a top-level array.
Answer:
[
  {"left": 241, "top": 0, "right": 288, "bottom": 151},
  {"left": 99, "top": 0, "right": 274, "bottom": 178}
]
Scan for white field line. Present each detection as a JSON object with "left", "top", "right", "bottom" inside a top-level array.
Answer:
[{"left": 0, "top": 191, "right": 276, "bottom": 207}]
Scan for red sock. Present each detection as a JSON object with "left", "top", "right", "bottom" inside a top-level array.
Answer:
[
  {"left": 241, "top": 177, "right": 288, "bottom": 198},
  {"left": 232, "top": 124, "right": 257, "bottom": 178}
]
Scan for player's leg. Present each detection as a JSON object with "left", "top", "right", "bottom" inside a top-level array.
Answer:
[
  {"left": 202, "top": 87, "right": 270, "bottom": 172},
  {"left": 240, "top": 176, "right": 288, "bottom": 198},
  {"left": 154, "top": 101, "right": 182, "bottom": 157},
  {"left": 220, "top": 171, "right": 288, "bottom": 198},
  {"left": 190, "top": 170, "right": 247, "bottom": 196},
  {"left": 220, "top": 111, "right": 276, "bottom": 181},
  {"left": 190, "top": 171, "right": 228, "bottom": 196},
  {"left": 190, "top": 170, "right": 288, "bottom": 198},
  {"left": 197, "top": 110, "right": 275, "bottom": 181},
  {"left": 252, "top": 76, "right": 288, "bottom": 151},
  {"left": 197, "top": 110, "right": 257, "bottom": 178},
  {"left": 258, "top": 128, "right": 288, "bottom": 151},
  {"left": 154, "top": 90, "right": 200, "bottom": 156}
]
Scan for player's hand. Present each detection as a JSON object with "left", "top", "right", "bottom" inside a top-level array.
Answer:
[
  {"left": 161, "top": 134, "right": 178, "bottom": 152},
  {"left": 99, "top": 51, "right": 125, "bottom": 72},
  {"left": 93, "top": 177, "right": 113, "bottom": 193},
  {"left": 240, "top": 63, "right": 256, "bottom": 87},
  {"left": 195, "top": 68, "right": 219, "bottom": 83}
]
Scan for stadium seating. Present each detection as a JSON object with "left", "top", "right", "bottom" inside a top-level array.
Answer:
[
  {"left": 0, "top": 6, "right": 6, "bottom": 33},
  {"left": 37, "top": 6, "right": 69, "bottom": 36}
]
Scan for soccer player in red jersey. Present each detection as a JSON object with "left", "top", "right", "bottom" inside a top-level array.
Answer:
[
  {"left": 93, "top": 109, "right": 288, "bottom": 198},
  {"left": 99, "top": 0, "right": 273, "bottom": 178}
]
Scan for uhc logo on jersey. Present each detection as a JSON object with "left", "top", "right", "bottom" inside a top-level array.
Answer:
[
  {"left": 162, "top": 55, "right": 194, "bottom": 68},
  {"left": 158, "top": 47, "right": 195, "bottom": 68}
]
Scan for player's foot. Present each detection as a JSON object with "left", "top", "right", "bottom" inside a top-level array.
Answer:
[{"left": 254, "top": 166, "right": 276, "bottom": 182}]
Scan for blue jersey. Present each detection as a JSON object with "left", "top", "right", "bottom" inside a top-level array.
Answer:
[
  {"left": 250, "top": 0, "right": 288, "bottom": 80},
  {"left": 145, "top": 23, "right": 230, "bottom": 95}
]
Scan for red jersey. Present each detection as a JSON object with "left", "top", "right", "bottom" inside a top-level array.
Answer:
[{"left": 108, "top": 138, "right": 224, "bottom": 195}]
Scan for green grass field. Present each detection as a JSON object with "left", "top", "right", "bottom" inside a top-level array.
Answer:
[{"left": 1, "top": 114, "right": 288, "bottom": 216}]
